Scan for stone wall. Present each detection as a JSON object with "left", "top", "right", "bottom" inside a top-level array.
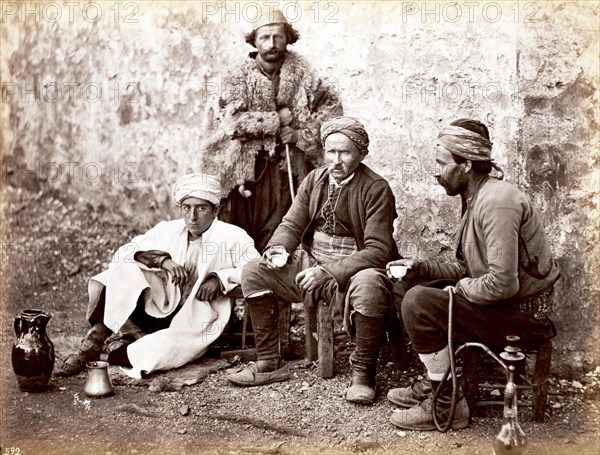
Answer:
[{"left": 1, "top": 1, "right": 598, "bottom": 374}]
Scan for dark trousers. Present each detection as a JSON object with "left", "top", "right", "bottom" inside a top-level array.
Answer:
[
  {"left": 219, "top": 154, "right": 295, "bottom": 252},
  {"left": 396, "top": 280, "right": 555, "bottom": 354},
  {"left": 242, "top": 252, "right": 392, "bottom": 366},
  {"left": 89, "top": 288, "right": 181, "bottom": 335}
]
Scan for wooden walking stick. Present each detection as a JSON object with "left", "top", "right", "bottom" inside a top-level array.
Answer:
[{"left": 285, "top": 144, "right": 295, "bottom": 201}]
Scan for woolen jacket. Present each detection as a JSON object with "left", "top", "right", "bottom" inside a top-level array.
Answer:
[
  {"left": 267, "top": 163, "right": 398, "bottom": 289},
  {"left": 421, "top": 177, "right": 560, "bottom": 305}
]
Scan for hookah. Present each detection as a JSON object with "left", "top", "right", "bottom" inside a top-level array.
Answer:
[
  {"left": 492, "top": 338, "right": 527, "bottom": 454},
  {"left": 432, "top": 288, "right": 527, "bottom": 454}
]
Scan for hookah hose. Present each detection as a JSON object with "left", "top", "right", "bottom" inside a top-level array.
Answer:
[
  {"left": 431, "top": 287, "right": 523, "bottom": 438},
  {"left": 432, "top": 286, "right": 459, "bottom": 433}
]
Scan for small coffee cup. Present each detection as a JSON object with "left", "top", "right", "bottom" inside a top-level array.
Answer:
[
  {"left": 271, "top": 254, "right": 287, "bottom": 268},
  {"left": 389, "top": 265, "right": 409, "bottom": 279}
]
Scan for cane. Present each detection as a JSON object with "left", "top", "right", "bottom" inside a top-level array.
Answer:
[{"left": 285, "top": 143, "right": 296, "bottom": 201}]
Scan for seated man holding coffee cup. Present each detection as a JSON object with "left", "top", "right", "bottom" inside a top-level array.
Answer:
[
  {"left": 385, "top": 118, "right": 559, "bottom": 431},
  {"left": 227, "top": 116, "right": 398, "bottom": 405}
]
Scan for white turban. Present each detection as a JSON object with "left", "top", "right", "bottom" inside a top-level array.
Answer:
[{"left": 172, "top": 173, "right": 221, "bottom": 206}]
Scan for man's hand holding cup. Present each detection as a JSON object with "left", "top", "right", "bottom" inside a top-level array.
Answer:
[
  {"left": 264, "top": 245, "right": 289, "bottom": 270},
  {"left": 386, "top": 259, "right": 420, "bottom": 281}
]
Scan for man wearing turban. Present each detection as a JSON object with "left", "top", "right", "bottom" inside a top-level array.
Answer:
[
  {"left": 203, "top": 7, "right": 343, "bottom": 252},
  {"left": 62, "top": 174, "right": 259, "bottom": 378},
  {"left": 386, "top": 119, "right": 560, "bottom": 430},
  {"left": 228, "top": 117, "right": 398, "bottom": 406}
]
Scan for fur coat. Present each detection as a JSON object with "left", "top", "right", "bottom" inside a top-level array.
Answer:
[{"left": 203, "top": 50, "right": 343, "bottom": 197}]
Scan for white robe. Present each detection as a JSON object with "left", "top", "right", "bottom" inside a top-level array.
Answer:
[{"left": 87, "top": 218, "right": 259, "bottom": 377}]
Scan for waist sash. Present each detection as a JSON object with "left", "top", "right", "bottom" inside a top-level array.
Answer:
[{"left": 311, "top": 230, "right": 357, "bottom": 264}]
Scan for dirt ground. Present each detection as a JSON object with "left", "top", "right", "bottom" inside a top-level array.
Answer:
[{"left": 1, "top": 184, "right": 599, "bottom": 455}]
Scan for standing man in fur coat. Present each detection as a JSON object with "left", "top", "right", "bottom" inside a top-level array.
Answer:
[{"left": 204, "top": 8, "right": 343, "bottom": 252}]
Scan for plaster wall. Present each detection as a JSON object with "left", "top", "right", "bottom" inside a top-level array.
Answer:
[{"left": 1, "top": 1, "right": 598, "bottom": 374}]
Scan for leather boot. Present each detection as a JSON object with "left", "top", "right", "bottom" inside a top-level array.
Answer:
[
  {"left": 347, "top": 369, "right": 377, "bottom": 405},
  {"left": 346, "top": 313, "right": 385, "bottom": 405},
  {"left": 390, "top": 379, "right": 470, "bottom": 431},
  {"left": 107, "top": 344, "right": 133, "bottom": 368},
  {"left": 246, "top": 293, "right": 281, "bottom": 362},
  {"left": 227, "top": 294, "right": 290, "bottom": 386}
]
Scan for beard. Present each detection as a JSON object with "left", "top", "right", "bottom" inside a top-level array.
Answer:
[{"left": 437, "top": 176, "right": 461, "bottom": 196}]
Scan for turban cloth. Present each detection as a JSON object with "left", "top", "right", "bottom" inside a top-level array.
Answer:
[
  {"left": 437, "top": 125, "right": 493, "bottom": 161},
  {"left": 321, "top": 116, "right": 370, "bottom": 156},
  {"left": 172, "top": 173, "right": 221, "bottom": 206}
]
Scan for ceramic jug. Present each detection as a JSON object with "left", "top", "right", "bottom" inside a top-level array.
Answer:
[{"left": 11, "top": 309, "right": 55, "bottom": 392}]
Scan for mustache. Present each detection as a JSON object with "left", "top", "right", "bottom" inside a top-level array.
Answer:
[{"left": 328, "top": 164, "right": 344, "bottom": 171}]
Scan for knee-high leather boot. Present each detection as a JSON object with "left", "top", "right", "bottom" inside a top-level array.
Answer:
[
  {"left": 62, "top": 322, "right": 112, "bottom": 375},
  {"left": 346, "top": 313, "right": 386, "bottom": 405},
  {"left": 228, "top": 293, "right": 290, "bottom": 386},
  {"left": 247, "top": 293, "right": 281, "bottom": 363}
]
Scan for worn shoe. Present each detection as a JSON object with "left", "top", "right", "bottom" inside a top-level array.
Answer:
[
  {"left": 346, "top": 370, "right": 376, "bottom": 405},
  {"left": 61, "top": 353, "right": 88, "bottom": 376},
  {"left": 387, "top": 378, "right": 432, "bottom": 408},
  {"left": 227, "top": 360, "right": 290, "bottom": 387},
  {"left": 61, "top": 325, "right": 108, "bottom": 376},
  {"left": 62, "top": 322, "right": 111, "bottom": 376},
  {"left": 106, "top": 332, "right": 139, "bottom": 355},
  {"left": 390, "top": 395, "right": 470, "bottom": 431}
]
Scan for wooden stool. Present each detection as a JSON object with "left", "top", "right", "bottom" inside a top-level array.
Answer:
[
  {"left": 462, "top": 340, "right": 552, "bottom": 422},
  {"left": 304, "top": 298, "right": 408, "bottom": 379},
  {"left": 304, "top": 300, "right": 334, "bottom": 378}
]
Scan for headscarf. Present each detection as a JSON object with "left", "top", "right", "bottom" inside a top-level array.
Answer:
[
  {"left": 437, "top": 125, "right": 493, "bottom": 161},
  {"left": 172, "top": 173, "right": 221, "bottom": 206},
  {"left": 321, "top": 116, "right": 370, "bottom": 156}
]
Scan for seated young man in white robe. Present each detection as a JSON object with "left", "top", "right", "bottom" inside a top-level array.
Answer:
[{"left": 62, "top": 173, "right": 259, "bottom": 378}]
